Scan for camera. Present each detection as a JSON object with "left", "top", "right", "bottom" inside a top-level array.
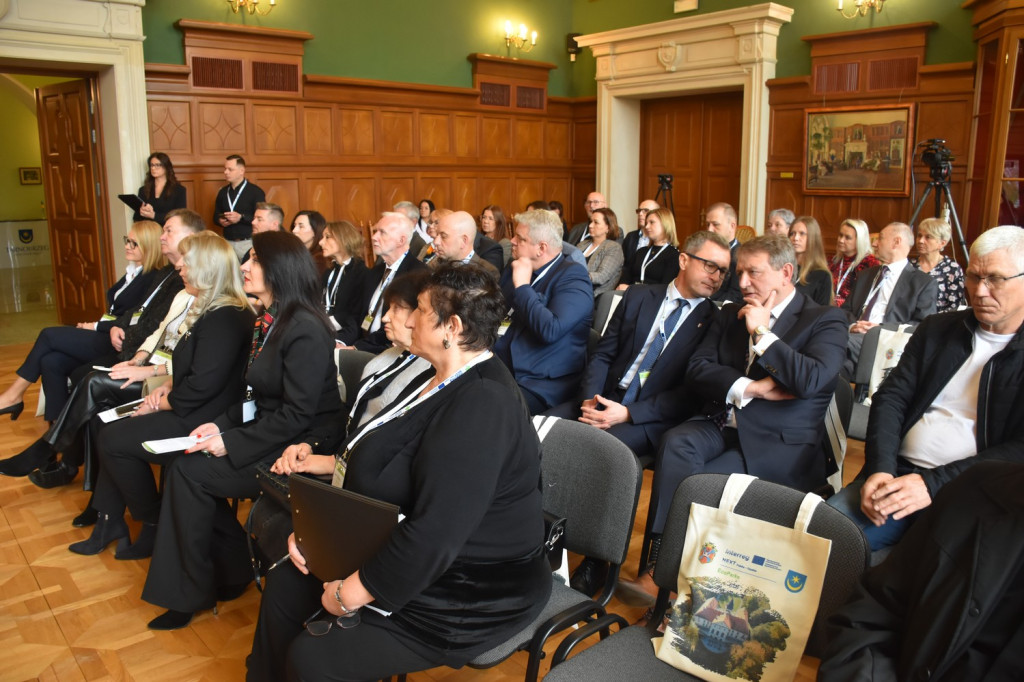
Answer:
[
  {"left": 919, "top": 139, "right": 954, "bottom": 182},
  {"left": 657, "top": 174, "right": 674, "bottom": 191}
]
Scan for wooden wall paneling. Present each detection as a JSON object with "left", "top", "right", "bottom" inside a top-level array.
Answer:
[
  {"left": 515, "top": 177, "right": 546, "bottom": 212},
  {"left": 765, "top": 177, "right": 803, "bottom": 217},
  {"left": 452, "top": 177, "right": 478, "bottom": 214},
  {"left": 197, "top": 101, "right": 247, "bottom": 157},
  {"left": 573, "top": 120, "right": 597, "bottom": 163},
  {"left": 338, "top": 108, "right": 375, "bottom": 156},
  {"left": 302, "top": 106, "right": 334, "bottom": 155},
  {"left": 379, "top": 110, "right": 415, "bottom": 157},
  {"left": 253, "top": 104, "right": 298, "bottom": 155},
  {"left": 454, "top": 115, "right": 478, "bottom": 158},
  {"left": 701, "top": 93, "right": 744, "bottom": 215},
  {"left": 336, "top": 176, "right": 378, "bottom": 226},
  {"left": 415, "top": 177, "right": 451, "bottom": 210},
  {"left": 545, "top": 178, "right": 570, "bottom": 207},
  {"left": 544, "top": 120, "right": 570, "bottom": 161},
  {"left": 768, "top": 107, "right": 805, "bottom": 165},
  {"left": 514, "top": 119, "right": 545, "bottom": 161},
  {"left": 480, "top": 117, "right": 511, "bottom": 161},
  {"left": 640, "top": 97, "right": 701, "bottom": 231},
  {"left": 177, "top": 179, "right": 196, "bottom": 211},
  {"left": 478, "top": 177, "right": 512, "bottom": 212},
  {"left": 148, "top": 99, "right": 193, "bottom": 155},
  {"left": 199, "top": 177, "right": 229, "bottom": 225},
  {"left": 300, "top": 176, "right": 335, "bottom": 218},
  {"left": 380, "top": 177, "right": 416, "bottom": 212},
  {"left": 255, "top": 176, "right": 299, "bottom": 220},
  {"left": 418, "top": 113, "right": 452, "bottom": 157}
]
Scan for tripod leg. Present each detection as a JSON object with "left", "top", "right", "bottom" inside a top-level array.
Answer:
[
  {"left": 909, "top": 184, "right": 934, "bottom": 226},
  {"left": 940, "top": 183, "right": 970, "bottom": 265}
]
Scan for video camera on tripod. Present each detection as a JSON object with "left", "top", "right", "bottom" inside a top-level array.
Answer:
[
  {"left": 910, "top": 138, "right": 968, "bottom": 263},
  {"left": 919, "top": 138, "right": 955, "bottom": 183}
]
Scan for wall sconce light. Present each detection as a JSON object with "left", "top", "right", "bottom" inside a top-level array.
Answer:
[
  {"left": 228, "top": 0, "right": 276, "bottom": 16},
  {"left": 505, "top": 20, "right": 537, "bottom": 53},
  {"left": 837, "top": 0, "right": 884, "bottom": 19}
]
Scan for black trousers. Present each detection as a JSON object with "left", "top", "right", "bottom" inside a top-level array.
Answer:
[
  {"left": 246, "top": 562, "right": 437, "bottom": 682},
  {"left": 141, "top": 453, "right": 262, "bottom": 613},
  {"left": 18, "top": 326, "right": 113, "bottom": 420}
]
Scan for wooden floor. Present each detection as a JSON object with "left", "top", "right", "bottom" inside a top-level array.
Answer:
[{"left": 0, "top": 340, "right": 862, "bottom": 681}]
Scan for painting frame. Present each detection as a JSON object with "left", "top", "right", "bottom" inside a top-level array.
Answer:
[
  {"left": 18, "top": 167, "right": 42, "bottom": 185},
  {"left": 804, "top": 104, "right": 914, "bottom": 196}
]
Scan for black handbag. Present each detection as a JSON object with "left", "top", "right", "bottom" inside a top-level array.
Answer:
[
  {"left": 543, "top": 511, "right": 567, "bottom": 572},
  {"left": 245, "top": 461, "right": 295, "bottom": 591}
]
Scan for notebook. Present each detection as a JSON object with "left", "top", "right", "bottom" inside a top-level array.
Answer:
[
  {"left": 117, "top": 194, "right": 145, "bottom": 212},
  {"left": 289, "top": 474, "right": 400, "bottom": 582}
]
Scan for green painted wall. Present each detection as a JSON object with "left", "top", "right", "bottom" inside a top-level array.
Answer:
[
  {"left": 140, "top": 0, "right": 976, "bottom": 98},
  {"left": 0, "top": 78, "right": 46, "bottom": 221}
]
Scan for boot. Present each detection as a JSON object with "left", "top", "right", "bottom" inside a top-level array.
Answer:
[
  {"left": 0, "top": 439, "right": 55, "bottom": 477},
  {"left": 28, "top": 459, "right": 79, "bottom": 488},
  {"left": 115, "top": 522, "right": 158, "bottom": 560},
  {"left": 616, "top": 535, "right": 661, "bottom": 607},
  {"left": 148, "top": 610, "right": 193, "bottom": 631},
  {"left": 68, "top": 513, "right": 129, "bottom": 555}
]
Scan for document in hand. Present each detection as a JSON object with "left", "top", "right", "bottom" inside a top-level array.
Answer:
[{"left": 289, "top": 474, "right": 399, "bottom": 582}]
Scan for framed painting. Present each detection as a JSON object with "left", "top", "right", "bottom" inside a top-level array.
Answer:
[
  {"left": 804, "top": 104, "right": 914, "bottom": 196},
  {"left": 19, "top": 167, "right": 42, "bottom": 185}
]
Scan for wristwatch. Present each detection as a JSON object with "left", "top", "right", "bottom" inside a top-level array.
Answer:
[{"left": 754, "top": 325, "right": 771, "bottom": 342}]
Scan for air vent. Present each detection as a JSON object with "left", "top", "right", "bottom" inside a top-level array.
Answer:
[
  {"left": 516, "top": 86, "right": 545, "bottom": 110},
  {"left": 868, "top": 57, "right": 919, "bottom": 91},
  {"left": 480, "top": 82, "right": 511, "bottom": 107},
  {"left": 253, "top": 62, "right": 299, "bottom": 92},
  {"left": 191, "top": 56, "right": 243, "bottom": 89},
  {"left": 814, "top": 63, "right": 858, "bottom": 94}
]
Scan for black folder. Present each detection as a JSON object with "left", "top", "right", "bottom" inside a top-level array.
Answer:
[
  {"left": 289, "top": 474, "right": 400, "bottom": 582},
  {"left": 117, "top": 194, "right": 145, "bottom": 212}
]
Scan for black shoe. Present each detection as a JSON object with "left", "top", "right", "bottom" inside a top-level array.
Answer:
[
  {"left": 28, "top": 459, "right": 79, "bottom": 489},
  {"left": 148, "top": 609, "right": 193, "bottom": 631},
  {"left": 115, "top": 523, "right": 157, "bottom": 560},
  {"left": 68, "top": 513, "right": 128, "bottom": 555},
  {"left": 0, "top": 401, "right": 24, "bottom": 420},
  {"left": 0, "top": 439, "right": 55, "bottom": 477},
  {"left": 72, "top": 507, "right": 98, "bottom": 528},
  {"left": 570, "top": 557, "right": 609, "bottom": 597},
  {"left": 216, "top": 580, "right": 251, "bottom": 603}
]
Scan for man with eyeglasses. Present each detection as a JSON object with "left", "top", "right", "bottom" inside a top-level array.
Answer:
[
  {"left": 566, "top": 191, "right": 607, "bottom": 246},
  {"left": 621, "top": 199, "right": 660, "bottom": 269},
  {"left": 827, "top": 224, "right": 1024, "bottom": 551},
  {"left": 619, "top": 234, "right": 848, "bottom": 605}
]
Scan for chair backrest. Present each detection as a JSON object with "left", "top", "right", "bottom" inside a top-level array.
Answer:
[
  {"left": 335, "top": 349, "right": 376, "bottom": 406},
  {"left": 593, "top": 290, "right": 624, "bottom": 335},
  {"left": 652, "top": 474, "right": 870, "bottom": 658},
  {"left": 736, "top": 225, "right": 757, "bottom": 243},
  {"left": 852, "top": 322, "right": 917, "bottom": 399},
  {"left": 534, "top": 416, "right": 642, "bottom": 568}
]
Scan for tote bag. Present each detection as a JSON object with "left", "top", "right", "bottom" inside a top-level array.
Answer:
[{"left": 652, "top": 474, "right": 831, "bottom": 682}]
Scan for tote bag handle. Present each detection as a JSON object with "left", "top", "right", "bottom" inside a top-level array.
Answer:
[{"left": 718, "top": 473, "right": 824, "bottom": 533}]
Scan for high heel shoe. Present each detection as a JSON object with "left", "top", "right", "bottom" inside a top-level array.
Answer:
[
  {"left": 0, "top": 401, "right": 24, "bottom": 421},
  {"left": 68, "top": 513, "right": 128, "bottom": 555},
  {"left": 0, "top": 438, "right": 55, "bottom": 477}
]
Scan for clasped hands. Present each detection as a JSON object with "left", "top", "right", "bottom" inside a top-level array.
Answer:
[
  {"left": 859, "top": 472, "right": 931, "bottom": 526},
  {"left": 132, "top": 383, "right": 171, "bottom": 417},
  {"left": 270, "top": 442, "right": 335, "bottom": 476},
  {"left": 579, "top": 395, "right": 630, "bottom": 430}
]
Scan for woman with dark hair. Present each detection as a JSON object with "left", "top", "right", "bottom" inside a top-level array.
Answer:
[
  {"left": 320, "top": 220, "right": 369, "bottom": 345},
  {"left": 581, "top": 207, "right": 625, "bottom": 296},
  {"left": 790, "top": 215, "right": 834, "bottom": 305},
  {"left": 247, "top": 263, "right": 550, "bottom": 682},
  {"left": 134, "top": 152, "right": 187, "bottom": 226},
  {"left": 0, "top": 220, "right": 165, "bottom": 430},
  {"left": 617, "top": 207, "right": 680, "bottom": 289},
  {"left": 140, "top": 230, "right": 344, "bottom": 631},
  {"left": 417, "top": 199, "right": 435, "bottom": 234},
  {"left": 480, "top": 205, "right": 512, "bottom": 266},
  {"left": 291, "top": 210, "right": 331, "bottom": 275},
  {"left": 66, "top": 231, "right": 254, "bottom": 558}
]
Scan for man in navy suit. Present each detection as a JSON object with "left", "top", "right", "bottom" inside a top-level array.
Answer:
[
  {"left": 547, "top": 230, "right": 731, "bottom": 460},
  {"left": 494, "top": 209, "right": 593, "bottom": 414},
  {"left": 705, "top": 202, "right": 743, "bottom": 304}
]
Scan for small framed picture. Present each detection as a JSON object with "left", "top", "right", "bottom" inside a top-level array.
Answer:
[{"left": 19, "top": 167, "right": 42, "bottom": 185}]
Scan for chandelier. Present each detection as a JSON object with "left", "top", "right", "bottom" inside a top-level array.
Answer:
[
  {"left": 837, "top": 0, "right": 884, "bottom": 19},
  {"left": 228, "top": 0, "right": 276, "bottom": 16}
]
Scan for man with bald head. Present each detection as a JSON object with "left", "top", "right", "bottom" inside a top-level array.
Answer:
[
  {"left": 429, "top": 211, "right": 499, "bottom": 276},
  {"left": 567, "top": 191, "right": 607, "bottom": 246},
  {"left": 705, "top": 202, "right": 743, "bottom": 303},
  {"left": 353, "top": 212, "right": 428, "bottom": 354}
]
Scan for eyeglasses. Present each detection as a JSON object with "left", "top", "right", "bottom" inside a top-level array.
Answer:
[
  {"left": 149, "top": 162, "right": 163, "bottom": 168},
  {"left": 636, "top": 208, "right": 652, "bottom": 215},
  {"left": 685, "top": 252, "right": 729, "bottom": 278},
  {"left": 965, "top": 272, "right": 1024, "bottom": 290},
  {"left": 303, "top": 607, "right": 361, "bottom": 635},
  {"left": 585, "top": 200, "right": 604, "bottom": 206},
  {"left": 123, "top": 236, "right": 139, "bottom": 248}
]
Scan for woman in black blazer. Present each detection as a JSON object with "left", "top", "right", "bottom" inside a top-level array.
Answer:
[
  {"left": 0, "top": 220, "right": 165, "bottom": 424},
  {"left": 618, "top": 207, "right": 680, "bottom": 288},
  {"left": 133, "top": 152, "right": 187, "bottom": 226},
  {"left": 320, "top": 220, "right": 369, "bottom": 346},
  {"left": 67, "top": 231, "right": 254, "bottom": 558},
  {"left": 140, "top": 231, "right": 344, "bottom": 631}
]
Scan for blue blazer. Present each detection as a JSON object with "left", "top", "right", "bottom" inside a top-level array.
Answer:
[
  {"left": 494, "top": 255, "right": 593, "bottom": 409},
  {"left": 687, "top": 291, "right": 849, "bottom": 492}
]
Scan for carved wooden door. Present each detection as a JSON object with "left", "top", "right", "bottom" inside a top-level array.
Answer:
[
  {"left": 639, "top": 92, "right": 743, "bottom": 236},
  {"left": 36, "top": 79, "right": 108, "bottom": 325}
]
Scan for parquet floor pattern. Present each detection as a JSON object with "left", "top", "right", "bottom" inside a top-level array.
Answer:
[{"left": 0, "top": 341, "right": 855, "bottom": 681}]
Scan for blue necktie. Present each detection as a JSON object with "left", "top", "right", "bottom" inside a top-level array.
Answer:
[{"left": 622, "top": 300, "right": 687, "bottom": 405}]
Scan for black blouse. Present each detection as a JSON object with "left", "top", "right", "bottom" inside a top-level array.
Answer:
[
  {"left": 619, "top": 243, "right": 680, "bottom": 286},
  {"left": 133, "top": 183, "right": 187, "bottom": 226}
]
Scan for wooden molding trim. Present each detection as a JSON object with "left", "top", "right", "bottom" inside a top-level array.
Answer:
[
  {"left": 803, "top": 21, "right": 938, "bottom": 57},
  {"left": 468, "top": 53, "right": 556, "bottom": 83},
  {"left": 175, "top": 19, "right": 312, "bottom": 56}
]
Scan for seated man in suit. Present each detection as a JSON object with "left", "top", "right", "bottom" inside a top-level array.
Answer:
[
  {"left": 494, "top": 209, "right": 593, "bottom": 414},
  {"left": 620, "top": 234, "right": 848, "bottom": 603},
  {"left": 620, "top": 198, "right": 660, "bottom": 269},
  {"left": 828, "top": 224, "right": 1024, "bottom": 551},
  {"left": 428, "top": 211, "right": 499, "bottom": 277},
  {"left": 705, "top": 202, "right": 743, "bottom": 303},
  {"left": 351, "top": 212, "right": 427, "bottom": 354},
  {"left": 840, "top": 221, "right": 938, "bottom": 377},
  {"left": 566, "top": 191, "right": 607, "bottom": 246}
]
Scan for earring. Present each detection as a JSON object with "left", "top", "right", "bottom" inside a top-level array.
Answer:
[{"left": 442, "top": 337, "right": 451, "bottom": 350}]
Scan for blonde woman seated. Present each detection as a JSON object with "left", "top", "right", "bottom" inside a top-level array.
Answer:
[
  {"left": 829, "top": 218, "right": 880, "bottom": 307},
  {"left": 617, "top": 207, "right": 680, "bottom": 289},
  {"left": 581, "top": 207, "right": 624, "bottom": 297}
]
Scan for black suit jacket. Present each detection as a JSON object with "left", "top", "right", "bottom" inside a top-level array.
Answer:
[
  {"left": 105, "top": 265, "right": 186, "bottom": 361},
  {"left": 581, "top": 285, "right": 716, "bottom": 432},
  {"left": 133, "top": 183, "right": 187, "bottom": 226},
  {"left": 621, "top": 229, "right": 644, "bottom": 268},
  {"left": 105, "top": 268, "right": 159, "bottom": 318},
  {"left": 473, "top": 233, "right": 505, "bottom": 272},
  {"left": 354, "top": 255, "right": 428, "bottom": 354},
  {"left": 687, "top": 290, "right": 848, "bottom": 491},
  {"left": 710, "top": 241, "right": 742, "bottom": 303},
  {"left": 566, "top": 221, "right": 589, "bottom": 247},
  {"left": 619, "top": 244, "right": 680, "bottom": 286},
  {"left": 213, "top": 180, "right": 266, "bottom": 241},
  {"left": 840, "top": 263, "right": 938, "bottom": 325},
  {"left": 323, "top": 259, "right": 370, "bottom": 345}
]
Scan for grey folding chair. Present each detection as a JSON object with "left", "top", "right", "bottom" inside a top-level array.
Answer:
[
  {"left": 545, "top": 473, "right": 870, "bottom": 681},
  {"left": 593, "top": 290, "right": 624, "bottom": 336},
  {"left": 334, "top": 348, "right": 376, "bottom": 409},
  {"left": 848, "top": 322, "right": 916, "bottom": 440}
]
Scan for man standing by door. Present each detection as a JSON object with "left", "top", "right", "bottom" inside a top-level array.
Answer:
[{"left": 214, "top": 154, "right": 266, "bottom": 261}]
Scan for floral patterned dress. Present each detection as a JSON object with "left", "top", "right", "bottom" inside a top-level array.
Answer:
[{"left": 910, "top": 255, "right": 966, "bottom": 313}]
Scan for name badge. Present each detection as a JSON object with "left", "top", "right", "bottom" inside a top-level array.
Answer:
[
  {"left": 361, "top": 314, "right": 374, "bottom": 332},
  {"left": 100, "top": 314, "right": 117, "bottom": 322},
  {"left": 638, "top": 370, "right": 651, "bottom": 387},
  {"left": 150, "top": 350, "right": 172, "bottom": 366},
  {"left": 329, "top": 317, "right": 342, "bottom": 331},
  {"left": 331, "top": 455, "right": 347, "bottom": 488},
  {"left": 497, "top": 319, "right": 511, "bottom": 337},
  {"left": 130, "top": 311, "right": 142, "bottom": 326},
  {"left": 242, "top": 400, "right": 257, "bottom": 423}
]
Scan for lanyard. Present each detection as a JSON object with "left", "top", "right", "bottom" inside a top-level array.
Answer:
[
  {"left": 506, "top": 254, "right": 562, "bottom": 319},
  {"left": 859, "top": 268, "right": 888, "bottom": 316},
  {"left": 324, "top": 262, "right": 347, "bottom": 310},
  {"left": 834, "top": 257, "right": 855, "bottom": 295},
  {"left": 348, "top": 351, "right": 419, "bottom": 424},
  {"left": 135, "top": 270, "right": 175, "bottom": 315},
  {"left": 640, "top": 244, "right": 669, "bottom": 282},
  {"left": 367, "top": 259, "right": 403, "bottom": 317},
  {"left": 341, "top": 351, "right": 492, "bottom": 461},
  {"left": 226, "top": 180, "right": 247, "bottom": 213},
  {"left": 158, "top": 295, "right": 195, "bottom": 351}
]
